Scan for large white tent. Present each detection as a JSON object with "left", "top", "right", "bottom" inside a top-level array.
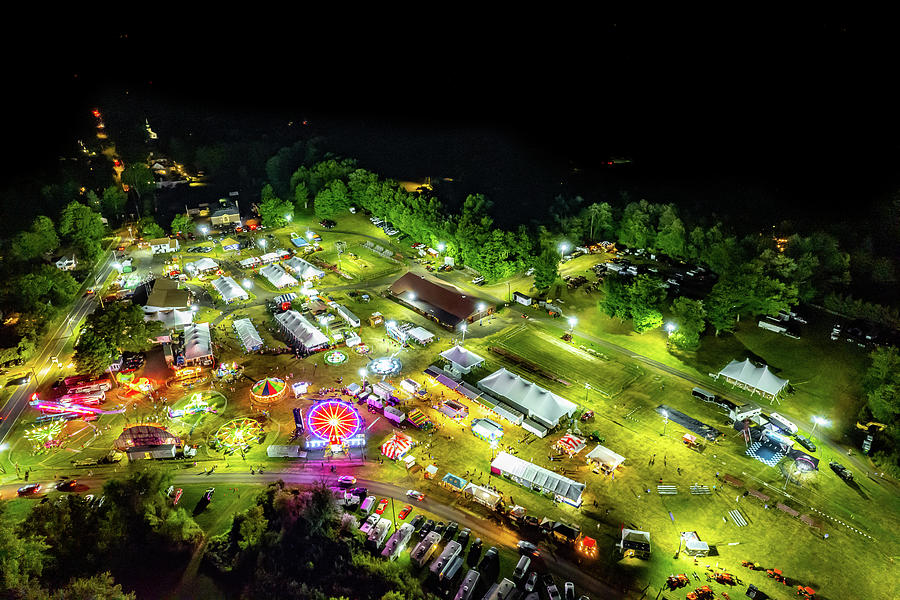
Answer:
[
  {"left": 478, "top": 368, "right": 576, "bottom": 428},
  {"left": 283, "top": 256, "right": 325, "bottom": 280},
  {"left": 717, "top": 358, "right": 788, "bottom": 399},
  {"left": 275, "top": 310, "right": 329, "bottom": 351},
  {"left": 233, "top": 318, "right": 264, "bottom": 352},
  {"left": 260, "top": 264, "right": 298, "bottom": 289},
  {"left": 211, "top": 276, "right": 249, "bottom": 304},
  {"left": 490, "top": 451, "right": 584, "bottom": 507},
  {"left": 407, "top": 326, "right": 435, "bottom": 345}
]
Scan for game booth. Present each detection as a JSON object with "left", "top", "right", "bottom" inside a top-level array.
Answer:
[
  {"left": 380, "top": 431, "right": 415, "bottom": 460},
  {"left": 471, "top": 418, "right": 503, "bottom": 441}
]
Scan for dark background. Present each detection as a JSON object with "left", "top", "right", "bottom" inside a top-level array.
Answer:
[{"left": 6, "top": 19, "right": 898, "bottom": 231}]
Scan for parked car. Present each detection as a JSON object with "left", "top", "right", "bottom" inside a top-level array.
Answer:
[
  {"left": 56, "top": 479, "right": 78, "bottom": 491},
  {"left": 467, "top": 538, "right": 483, "bottom": 566},
  {"left": 407, "top": 489, "right": 425, "bottom": 501},
  {"left": 410, "top": 514, "right": 425, "bottom": 531},
  {"left": 830, "top": 461, "right": 853, "bottom": 482},
  {"left": 433, "top": 521, "right": 446, "bottom": 536},
  {"left": 457, "top": 527, "right": 470, "bottom": 548},
  {"left": 375, "top": 498, "right": 389, "bottom": 515},
  {"left": 420, "top": 519, "right": 435, "bottom": 537},
  {"left": 445, "top": 521, "right": 459, "bottom": 540},
  {"left": 524, "top": 572, "right": 538, "bottom": 593},
  {"left": 398, "top": 504, "right": 413, "bottom": 519},
  {"left": 564, "top": 582, "right": 575, "bottom": 600},
  {"left": 349, "top": 487, "right": 367, "bottom": 499},
  {"left": 319, "top": 219, "right": 336, "bottom": 229},
  {"left": 795, "top": 436, "right": 816, "bottom": 452}
]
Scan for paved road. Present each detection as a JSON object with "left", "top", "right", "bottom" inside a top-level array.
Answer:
[
  {"left": 0, "top": 243, "right": 119, "bottom": 445},
  {"left": 1, "top": 468, "right": 620, "bottom": 599}
]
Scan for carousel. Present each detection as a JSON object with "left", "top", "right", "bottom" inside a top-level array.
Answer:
[{"left": 250, "top": 377, "right": 287, "bottom": 404}]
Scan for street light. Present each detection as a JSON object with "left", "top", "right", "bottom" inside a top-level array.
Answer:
[
  {"left": 477, "top": 302, "right": 487, "bottom": 325},
  {"left": 437, "top": 242, "right": 445, "bottom": 252},
  {"left": 558, "top": 242, "right": 569, "bottom": 258},
  {"left": 242, "top": 278, "right": 253, "bottom": 289},
  {"left": 661, "top": 410, "right": 669, "bottom": 436},
  {"left": 258, "top": 238, "right": 267, "bottom": 249},
  {"left": 200, "top": 225, "right": 209, "bottom": 238},
  {"left": 665, "top": 322, "right": 676, "bottom": 334},
  {"left": 460, "top": 323, "right": 467, "bottom": 344},
  {"left": 568, "top": 317, "right": 578, "bottom": 332},
  {"left": 810, "top": 416, "right": 829, "bottom": 439},
  {"left": 285, "top": 214, "right": 292, "bottom": 223}
]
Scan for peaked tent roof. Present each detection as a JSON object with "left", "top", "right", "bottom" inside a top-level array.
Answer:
[
  {"left": 212, "top": 276, "right": 249, "bottom": 302},
  {"left": 585, "top": 444, "right": 626, "bottom": 469},
  {"left": 183, "top": 322, "right": 212, "bottom": 361},
  {"left": 478, "top": 368, "right": 576, "bottom": 426},
  {"left": 233, "top": 317, "right": 263, "bottom": 351},
  {"left": 440, "top": 345, "right": 485, "bottom": 368},
  {"left": 490, "top": 451, "right": 584, "bottom": 505},
  {"left": 283, "top": 256, "right": 325, "bottom": 279},
  {"left": 187, "top": 257, "right": 218, "bottom": 271},
  {"left": 260, "top": 264, "right": 298, "bottom": 288},
  {"left": 274, "top": 310, "right": 329, "bottom": 349},
  {"left": 718, "top": 358, "right": 788, "bottom": 396}
]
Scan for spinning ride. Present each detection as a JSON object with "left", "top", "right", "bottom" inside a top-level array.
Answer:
[
  {"left": 367, "top": 356, "right": 402, "bottom": 377},
  {"left": 213, "top": 418, "right": 263, "bottom": 452},
  {"left": 250, "top": 377, "right": 286, "bottom": 404},
  {"left": 306, "top": 400, "right": 362, "bottom": 445}
]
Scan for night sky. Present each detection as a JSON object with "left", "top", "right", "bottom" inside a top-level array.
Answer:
[{"left": 6, "top": 20, "right": 898, "bottom": 228}]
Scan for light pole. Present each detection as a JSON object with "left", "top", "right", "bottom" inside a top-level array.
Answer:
[
  {"left": 460, "top": 323, "right": 467, "bottom": 344},
  {"left": 810, "top": 416, "right": 828, "bottom": 439},
  {"left": 568, "top": 317, "right": 577, "bottom": 332},
  {"left": 478, "top": 303, "right": 486, "bottom": 326},
  {"left": 558, "top": 242, "right": 569, "bottom": 260},
  {"left": 665, "top": 322, "right": 676, "bottom": 347},
  {"left": 584, "top": 383, "right": 591, "bottom": 403},
  {"left": 661, "top": 410, "right": 669, "bottom": 436}
]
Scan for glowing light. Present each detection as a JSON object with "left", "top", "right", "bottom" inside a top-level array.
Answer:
[
  {"left": 307, "top": 400, "right": 362, "bottom": 444},
  {"left": 214, "top": 418, "right": 263, "bottom": 452}
]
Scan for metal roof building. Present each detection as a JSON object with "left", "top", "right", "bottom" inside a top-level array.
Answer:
[{"left": 490, "top": 451, "right": 584, "bottom": 507}]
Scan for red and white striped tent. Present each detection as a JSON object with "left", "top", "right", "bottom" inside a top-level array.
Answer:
[
  {"left": 380, "top": 431, "right": 414, "bottom": 460},
  {"left": 555, "top": 433, "right": 586, "bottom": 456}
]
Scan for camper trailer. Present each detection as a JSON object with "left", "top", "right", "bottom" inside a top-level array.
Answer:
[
  {"left": 382, "top": 523, "right": 415, "bottom": 560},
  {"left": 365, "top": 518, "right": 393, "bottom": 551},
  {"left": 768, "top": 412, "right": 798, "bottom": 435},
  {"left": 453, "top": 569, "right": 481, "bottom": 600},
  {"left": 385, "top": 405, "right": 406, "bottom": 425},
  {"left": 429, "top": 541, "right": 462, "bottom": 579},
  {"left": 411, "top": 531, "right": 443, "bottom": 568}
]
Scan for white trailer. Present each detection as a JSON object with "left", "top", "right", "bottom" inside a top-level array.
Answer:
[{"left": 385, "top": 405, "right": 406, "bottom": 425}]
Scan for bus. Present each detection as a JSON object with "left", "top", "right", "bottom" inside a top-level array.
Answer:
[
  {"left": 67, "top": 378, "right": 112, "bottom": 395},
  {"left": 58, "top": 391, "right": 105, "bottom": 405}
]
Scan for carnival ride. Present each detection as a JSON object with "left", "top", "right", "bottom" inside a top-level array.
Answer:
[
  {"left": 367, "top": 356, "right": 402, "bottom": 377},
  {"left": 306, "top": 399, "right": 362, "bottom": 445},
  {"left": 213, "top": 418, "right": 264, "bottom": 453},
  {"left": 250, "top": 377, "right": 287, "bottom": 404},
  {"left": 323, "top": 350, "right": 348, "bottom": 365}
]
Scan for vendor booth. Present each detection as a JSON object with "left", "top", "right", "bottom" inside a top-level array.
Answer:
[{"left": 585, "top": 444, "right": 626, "bottom": 473}]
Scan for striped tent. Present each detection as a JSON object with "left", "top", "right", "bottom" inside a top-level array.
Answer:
[
  {"left": 556, "top": 433, "right": 586, "bottom": 456},
  {"left": 380, "top": 432, "right": 414, "bottom": 460}
]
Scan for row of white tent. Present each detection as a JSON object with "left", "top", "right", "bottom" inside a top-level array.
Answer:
[{"left": 233, "top": 318, "right": 264, "bottom": 352}]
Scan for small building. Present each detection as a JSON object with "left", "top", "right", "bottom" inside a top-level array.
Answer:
[
  {"left": 406, "top": 326, "right": 435, "bottom": 345},
  {"left": 142, "top": 278, "right": 193, "bottom": 329},
  {"left": 440, "top": 473, "right": 468, "bottom": 493},
  {"left": 424, "top": 464, "right": 439, "bottom": 480},
  {"left": 439, "top": 345, "right": 485, "bottom": 374},
  {"left": 619, "top": 528, "right": 651, "bottom": 559},
  {"left": 440, "top": 399, "right": 469, "bottom": 419},
  {"left": 55, "top": 255, "right": 77, "bottom": 271},
  {"left": 335, "top": 304, "right": 361, "bottom": 328},
  {"left": 512, "top": 291, "right": 532, "bottom": 306},
  {"left": 211, "top": 276, "right": 249, "bottom": 304},
  {"left": 210, "top": 203, "right": 240, "bottom": 227},
  {"left": 463, "top": 483, "right": 502, "bottom": 509},
  {"left": 150, "top": 237, "right": 179, "bottom": 254},
  {"left": 182, "top": 322, "right": 213, "bottom": 366},
  {"left": 239, "top": 256, "right": 261, "bottom": 269},
  {"left": 369, "top": 312, "right": 384, "bottom": 327},
  {"left": 551, "top": 521, "right": 581, "bottom": 543}
]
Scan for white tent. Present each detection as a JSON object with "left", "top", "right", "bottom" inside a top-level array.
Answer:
[
  {"left": 182, "top": 322, "right": 213, "bottom": 366},
  {"left": 439, "top": 345, "right": 485, "bottom": 373},
  {"left": 585, "top": 444, "right": 626, "bottom": 470},
  {"left": 463, "top": 483, "right": 502, "bottom": 509},
  {"left": 260, "top": 251, "right": 284, "bottom": 264},
  {"left": 233, "top": 318, "right": 264, "bottom": 352},
  {"left": 211, "top": 276, "right": 249, "bottom": 303},
  {"left": 717, "top": 358, "right": 788, "bottom": 399},
  {"left": 260, "top": 264, "right": 298, "bottom": 288},
  {"left": 145, "top": 308, "right": 194, "bottom": 329},
  {"left": 239, "top": 257, "right": 261, "bottom": 268},
  {"left": 275, "top": 310, "right": 329, "bottom": 351},
  {"left": 490, "top": 451, "right": 584, "bottom": 507},
  {"left": 478, "top": 368, "right": 576, "bottom": 428},
  {"left": 283, "top": 256, "right": 325, "bottom": 280},
  {"left": 407, "top": 326, "right": 434, "bottom": 345},
  {"left": 186, "top": 257, "right": 218, "bottom": 272}
]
